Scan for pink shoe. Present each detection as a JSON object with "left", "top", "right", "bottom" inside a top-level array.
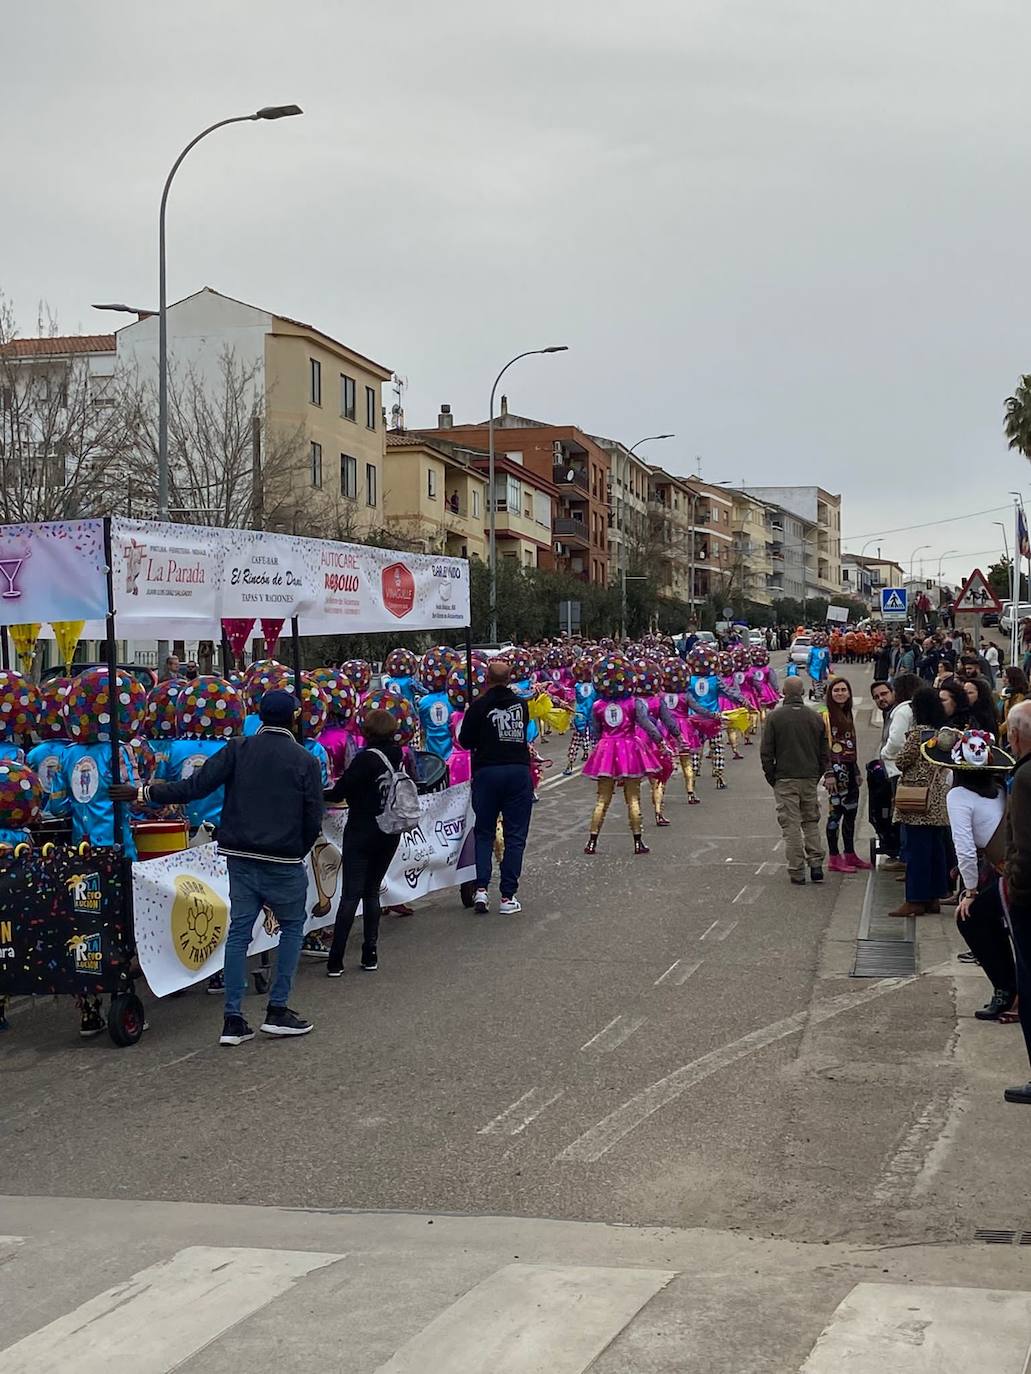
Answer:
[
  {"left": 844, "top": 852, "right": 872, "bottom": 870},
  {"left": 827, "top": 855, "right": 854, "bottom": 874}
]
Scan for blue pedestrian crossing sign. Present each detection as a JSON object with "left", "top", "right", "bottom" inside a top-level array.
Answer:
[{"left": 881, "top": 587, "right": 907, "bottom": 620}]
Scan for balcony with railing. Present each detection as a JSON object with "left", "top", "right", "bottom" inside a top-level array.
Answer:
[
  {"left": 553, "top": 516, "right": 590, "bottom": 547},
  {"left": 553, "top": 463, "right": 589, "bottom": 491}
]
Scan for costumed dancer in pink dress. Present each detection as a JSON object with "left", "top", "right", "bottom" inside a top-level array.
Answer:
[
  {"left": 565, "top": 655, "right": 596, "bottom": 773},
  {"left": 313, "top": 669, "right": 360, "bottom": 782},
  {"left": 749, "top": 645, "right": 780, "bottom": 717},
  {"left": 634, "top": 658, "right": 680, "bottom": 827},
  {"left": 660, "top": 656, "right": 705, "bottom": 804},
  {"left": 583, "top": 652, "right": 663, "bottom": 855},
  {"left": 445, "top": 659, "right": 488, "bottom": 786},
  {"left": 716, "top": 650, "right": 748, "bottom": 761}
]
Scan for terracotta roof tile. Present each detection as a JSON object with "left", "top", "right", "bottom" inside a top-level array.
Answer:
[{"left": 1, "top": 335, "right": 116, "bottom": 358}]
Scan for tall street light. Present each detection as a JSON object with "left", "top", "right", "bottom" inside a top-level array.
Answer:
[
  {"left": 909, "top": 542, "right": 931, "bottom": 583},
  {"left": 937, "top": 548, "right": 957, "bottom": 579},
  {"left": 488, "top": 346, "right": 567, "bottom": 642},
  {"left": 619, "top": 434, "right": 673, "bottom": 636},
  {"left": 157, "top": 104, "right": 303, "bottom": 522}
]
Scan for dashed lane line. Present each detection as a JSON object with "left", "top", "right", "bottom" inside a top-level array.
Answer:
[
  {"left": 580, "top": 1014, "right": 647, "bottom": 1054},
  {"left": 732, "top": 884, "right": 763, "bottom": 904},
  {"left": 478, "top": 1087, "right": 566, "bottom": 1136},
  {"left": 557, "top": 974, "right": 917, "bottom": 1162},
  {"left": 653, "top": 959, "right": 702, "bottom": 987},
  {"left": 699, "top": 918, "right": 738, "bottom": 942}
]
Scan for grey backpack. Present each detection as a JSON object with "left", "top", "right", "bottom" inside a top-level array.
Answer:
[{"left": 368, "top": 749, "right": 421, "bottom": 834}]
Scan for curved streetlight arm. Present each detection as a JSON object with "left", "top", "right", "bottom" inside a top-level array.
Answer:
[{"left": 628, "top": 434, "right": 674, "bottom": 457}]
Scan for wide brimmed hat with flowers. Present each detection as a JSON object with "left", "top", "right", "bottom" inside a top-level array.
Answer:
[{"left": 922, "top": 726, "right": 1014, "bottom": 771}]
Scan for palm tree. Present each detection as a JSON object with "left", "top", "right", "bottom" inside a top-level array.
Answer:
[{"left": 1004, "top": 375, "right": 1031, "bottom": 459}]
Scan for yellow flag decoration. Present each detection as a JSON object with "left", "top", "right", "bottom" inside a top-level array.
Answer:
[
  {"left": 8, "top": 623, "right": 41, "bottom": 667},
  {"left": 50, "top": 620, "right": 85, "bottom": 674}
]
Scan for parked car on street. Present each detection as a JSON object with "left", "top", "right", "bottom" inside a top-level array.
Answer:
[{"left": 788, "top": 634, "right": 813, "bottom": 667}]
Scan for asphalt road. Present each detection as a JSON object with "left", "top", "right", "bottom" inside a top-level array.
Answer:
[{"left": 5, "top": 660, "right": 1031, "bottom": 1369}]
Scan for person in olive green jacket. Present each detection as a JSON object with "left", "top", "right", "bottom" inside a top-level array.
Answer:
[{"left": 760, "top": 677, "right": 830, "bottom": 886}]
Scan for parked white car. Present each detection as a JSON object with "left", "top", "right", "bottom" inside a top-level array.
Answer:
[
  {"left": 1000, "top": 604, "right": 1031, "bottom": 635},
  {"left": 788, "top": 635, "right": 812, "bottom": 667}
]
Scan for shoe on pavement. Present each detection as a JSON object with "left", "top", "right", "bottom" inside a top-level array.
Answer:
[
  {"left": 473, "top": 887, "right": 489, "bottom": 914},
  {"left": 844, "top": 852, "right": 872, "bottom": 870},
  {"left": 206, "top": 971, "right": 225, "bottom": 992},
  {"left": 881, "top": 858, "right": 906, "bottom": 872},
  {"left": 561, "top": 767, "right": 574, "bottom": 777},
  {"left": 790, "top": 873, "right": 806, "bottom": 886},
  {"left": 360, "top": 949, "right": 378, "bottom": 970},
  {"left": 827, "top": 855, "right": 851, "bottom": 874},
  {"left": 326, "top": 964, "right": 343, "bottom": 979},
  {"left": 957, "top": 950, "right": 980, "bottom": 965},
  {"left": 219, "top": 1015, "right": 255, "bottom": 1046},
  {"left": 260, "top": 1006, "right": 313, "bottom": 1037},
  {"left": 889, "top": 901, "right": 927, "bottom": 917},
  {"left": 975, "top": 990, "right": 1017, "bottom": 1021},
  {"left": 388, "top": 903, "right": 414, "bottom": 917},
  {"left": 499, "top": 896, "right": 522, "bottom": 916},
  {"left": 79, "top": 1004, "right": 106, "bottom": 1038},
  {"left": 809, "top": 866, "right": 824, "bottom": 883},
  {"left": 301, "top": 935, "right": 330, "bottom": 958},
  {"left": 1004, "top": 1081, "right": 1031, "bottom": 1104}
]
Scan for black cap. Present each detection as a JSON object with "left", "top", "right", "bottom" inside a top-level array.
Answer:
[{"left": 259, "top": 689, "right": 299, "bottom": 727}]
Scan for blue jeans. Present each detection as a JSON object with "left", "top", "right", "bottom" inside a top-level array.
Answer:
[
  {"left": 224, "top": 857, "right": 308, "bottom": 1017},
  {"left": 471, "top": 765, "right": 533, "bottom": 898}
]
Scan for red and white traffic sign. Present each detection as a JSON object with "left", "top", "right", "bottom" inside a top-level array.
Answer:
[{"left": 952, "top": 567, "right": 1003, "bottom": 615}]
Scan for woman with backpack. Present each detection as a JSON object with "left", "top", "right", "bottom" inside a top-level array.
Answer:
[{"left": 324, "top": 708, "right": 417, "bottom": 977}]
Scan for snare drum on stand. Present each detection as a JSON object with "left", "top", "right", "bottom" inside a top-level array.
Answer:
[{"left": 132, "top": 819, "right": 189, "bottom": 861}]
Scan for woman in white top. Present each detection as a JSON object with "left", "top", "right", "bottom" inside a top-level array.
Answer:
[
  {"left": 880, "top": 672, "right": 920, "bottom": 780},
  {"left": 929, "top": 729, "right": 1015, "bottom": 1020}
]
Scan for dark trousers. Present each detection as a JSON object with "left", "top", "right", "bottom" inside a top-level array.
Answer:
[
  {"left": 959, "top": 878, "right": 1016, "bottom": 994},
  {"left": 1008, "top": 901, "right": 1031, "bottom": 1067},
  {"left": 901, "top": 824, "right": 950, "bottom": 903},
  {"left": 327, "top": 828, "right": 400, "bottom": 967},
  {"left": 472, "top": 764, "right": 533, "bottom": 897}
]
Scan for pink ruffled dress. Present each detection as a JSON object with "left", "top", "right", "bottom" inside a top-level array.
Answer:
[
  {"left": 643, "top": 695, "right": 675, "bottom": 783},
  {"left": 583, "top": 698, "right": 662, "bottom": 780},
  {"left": 321, "top": 722, "right": 360, "bottom": 782},
  {"left": 754, "top": 666, "right": 780, "bottom": 707},
  {"left": 663, "top": 692, "right": 703, "bottom": 752},
  {"left": 448, "top": 711, "right": 471, "bottom": 785}
]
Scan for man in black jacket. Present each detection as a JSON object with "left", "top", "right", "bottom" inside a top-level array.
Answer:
[
  {"left": 458, "top": 659, "right": 533, "bottom": 916},
  {"left": 112, "top": 689, "right": 323, "bottom": 1046}
]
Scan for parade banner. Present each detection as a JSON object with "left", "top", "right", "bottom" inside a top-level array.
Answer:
[
  {"left": 110, "top": 518, "right": 219, "bottom": 629},
  {"left": 0, "top": 520, "right": 108, "bottom": 624},
  {"left": 131, "top": 783, "right": 475, "bottom": 996},
  {"left": 220, "top": 529, "right": 317, "bottom": 621}
]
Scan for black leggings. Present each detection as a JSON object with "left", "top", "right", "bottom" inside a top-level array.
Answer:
[
  {"left": 826, "top": 762, "right": 860, "bottom": 856},
  {"left": 327, "top": 828, "right": 400, "bottom": 967},
  {"left": 959, "top": 878, "right": 1016, "bottom": 995}
]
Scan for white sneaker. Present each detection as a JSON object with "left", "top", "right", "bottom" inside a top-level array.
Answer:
[
  {"left": 473, "top": 887, "right": 489, "bottom": 914},
  {"left": 499, "top": 897, "right": 522, "bottom": 916}
]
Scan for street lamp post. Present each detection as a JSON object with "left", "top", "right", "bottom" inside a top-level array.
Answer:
[
  {"left": 937, "top": 549, "right": 958, "bottom": 580},
  {"left": 157, "top": 105, "right": 302, "bottom": 523},
  {"left": 488, "top": 346, "right": 567, "bottom": 643},
  {"left": 909, "top": 543, "right": 931, "bottom": 583},
  {"left": 620, "top": 434, "right": 673, "bottom": 636}
]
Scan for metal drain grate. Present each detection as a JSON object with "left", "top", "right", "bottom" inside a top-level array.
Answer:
[
  {"left": 973, "top": 1229, "right": 1031, "bottom": 1245},
  {"left": 852, "top": 939, "right": 917, "bottom": 977}
]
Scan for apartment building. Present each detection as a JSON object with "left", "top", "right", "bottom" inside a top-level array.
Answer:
[
  {"left": 116, "top": 288, "right": 393, "bottom": 537},
  {"left": 647, "top": 469, "right": 734, "bottom": 609},
  {"left": 840, "top": 558, "right": 874, "bottom": 603},
  {"left": 591, "top": 435, "right": 651, "bottom": 585},
  {"left": 743, "top": 485, "right": 842, "bottom": 602},
  {"left": 382, "top": 432, "right": 487, "bottom": 560},
  {"left": 421, "top": 401, "right": 610, "bottom": 584},
  {"left": 729, "top": 490, "right": 776, "bottom": 607}
]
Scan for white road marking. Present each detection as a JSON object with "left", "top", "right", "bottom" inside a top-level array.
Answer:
[
  {"left": 800, "top": 1281, "right": 1031, "bottom": 1372},
  {"left": 873, "top": 1088, "right": 963, "bottom": 1204},
  {"left": 772, "top": 838, "right": 785, "bottom": 852},
  {"left": 732, "top": 884, "right": 763, "bottom": 904},
  {"left": 580, "top": 1014, "right": 646, "bottom": 1053},
  {"left": 478, "top": 1088, "right": 565, "bottom": 1136},
  {"left": 654, "top": 959, "right": 702, "bottom": 987},
  {"left": 558, "top": 975, "right": 916, "bottom": 1162},
  {"left": 0, "top": 1245, "right": 345, "bottom": 1373},
  {"left": 374, "top": 1262, "right": 676, "bottom": 1374},
  {"left": 700, "top": 918, "right": 737, "bottom": 941},
  {"left": 157, "top": 1049, "right": 204, "bottom": 1070},
  {"left": 538, "top": 772, "right": 576, "bottom": 794},
  {"left": 755, "top": 861, "right": 782, "bottom": 875}
]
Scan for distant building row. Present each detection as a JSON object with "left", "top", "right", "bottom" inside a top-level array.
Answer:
[{"left": 2, "top": 286, "right": 843, "bottom": 612}]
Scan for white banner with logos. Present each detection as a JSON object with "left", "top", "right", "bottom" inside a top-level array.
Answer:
[
  {"left": 131, "top": 783, "right": 475, "bottom": 996},
  {"left": 0, "top": 519, "right": 109, "bottom": 623},
  {"left": 111, "top": 518, "right": 220, "bottom": 630}
]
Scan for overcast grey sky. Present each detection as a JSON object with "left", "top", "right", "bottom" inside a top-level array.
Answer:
[{"left": 6, "top": 0, "right": 1031, "bottom": 587}]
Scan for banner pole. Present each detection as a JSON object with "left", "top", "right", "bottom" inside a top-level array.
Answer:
[
  {"left": 290, "top": 615, "right": 303, "bottom": 742},
  {"left": 102, "top": 516, "right": 123, "bottom": 831},
  {"left": 464, "top": 626, "right": 474, "bottom": 709}
]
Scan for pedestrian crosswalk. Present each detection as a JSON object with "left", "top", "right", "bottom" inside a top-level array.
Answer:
[{"left": 2, "top": 1230, "right": 1030, "bottom": 1372}]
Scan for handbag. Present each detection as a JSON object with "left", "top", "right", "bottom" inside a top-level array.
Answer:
[{"left": 894, "top": 783, "right": 930, "bottom": 816}]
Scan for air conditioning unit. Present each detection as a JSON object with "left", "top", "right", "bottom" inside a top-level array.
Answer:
[
  {"left": 554, "top": 541, "right": 567, "bottom": 556},
  {"left": 553, "top": 441, "right": 564, "bottom": 460}
]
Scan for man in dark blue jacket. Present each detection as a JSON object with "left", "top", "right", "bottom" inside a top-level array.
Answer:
[{"left": 112, "top": 689, "right": 323, "bottom": 1046}]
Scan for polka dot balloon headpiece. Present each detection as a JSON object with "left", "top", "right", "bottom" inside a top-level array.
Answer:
[
  {"left": 687, "top": 644, "right": 718, "bottom": 676},
  {"left": 0, "top": 759, "right": 42, "bottom": 828},
  {"left": 571, "top": 656, "right": 594, "bottom": 683},
  {"left": 145, "top": 678, "right": 187, "bottom": 738},
  {"left": 64, "top": 668, "right": 146, "bottom": 743},
  {"left": 447, "top": 661, "right": 488, "bottom": 710},
  {"left": 341, "top": 659, "right": 372, "bottom": 694},
  {"left": 503, "top": 647, "right": 534, "bottom": 682},
  {"left": 0, "top": 669, "right": 41, "bottom": 739},
  {"left": 176, "top": 677, "right": 245, "bottom": 740},
  {"left": 731, "top": 645, "right": 749, "bottom": 671},
  {"left": 419, "top": 647, "right": 453, "bottom": 694},
  {"left": 244, "top": 660, "right": 290, "bottom": 711},
  {"left": 750, "top": 645, "right": 769, "bottom": 667},
  {"left": 592, "top": 651, "right": 637, "bottom": 700},
  {"left": 716, "top": 650, "right": 734, "bottom": 677},
  {"left": 297, "top": 674, "right": 330, "bottom": 740},
  {"left": 363, "top": 688, "right": 416, "bottom": 746},
  {"left": 661, "top": 657, "right": 689, "bottom": 694},
  {"left": 38, "top": 677, "right": 72, "bottom": 740},
  {"left": 385, "top": 648, "right": 418, "bottom": 679},
  {"left": 308, "top": 668, "right": 357, "bottom": 724},
  {"left": 635, "top": 660, "right": 660, "bottom": 696}
]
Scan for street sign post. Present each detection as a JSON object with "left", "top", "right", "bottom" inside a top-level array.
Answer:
[{"left": 880, "top": 587, "right": 907, "bottom": 621}]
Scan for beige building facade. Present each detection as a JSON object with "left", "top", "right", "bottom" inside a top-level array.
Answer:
[{"left": 382, "top": 433, "right": 487, "bottom": 560}]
